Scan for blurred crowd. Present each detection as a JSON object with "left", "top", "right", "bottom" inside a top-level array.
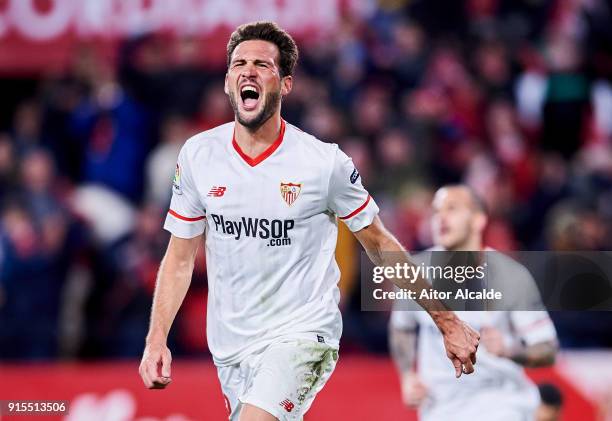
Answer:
[{"left": 1, "top": 0, "right": 612, "bottom": 360}]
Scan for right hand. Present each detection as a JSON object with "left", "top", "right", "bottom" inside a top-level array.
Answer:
[
  {"left": 401, "top": 372, "right": 428, "bottom": 408},
  {"left": 139, "top": 340, "right": 172, "bottom": 389}
]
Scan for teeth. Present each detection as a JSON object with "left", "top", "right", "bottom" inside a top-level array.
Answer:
[{"left": 241, "top": 86, "right": 257, "bottom": 94}]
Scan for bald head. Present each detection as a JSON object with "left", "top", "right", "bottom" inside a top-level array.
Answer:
[{"left": 431, "top": 185, "right": 487, "bottom": 251}]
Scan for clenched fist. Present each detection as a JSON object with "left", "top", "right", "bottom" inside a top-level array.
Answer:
[
  {"left": 401, "top": 372, "right": 428, "bottom": 408},
  {"left": 139, "top": 341, "right": 173, "bottom": 389},
  {"left": 481, "top": 326, "right": 507, "bottom": 357}
]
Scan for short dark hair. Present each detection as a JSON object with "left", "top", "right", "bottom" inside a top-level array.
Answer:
[
  {"left": 439, "top": 184, "right": 488, "bottom": 215},
  {"left": 227, "top": 21, "right": 299, "bottom": 78}
]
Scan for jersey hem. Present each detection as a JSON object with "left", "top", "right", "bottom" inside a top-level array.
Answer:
[{"left": 212, "top": 332, "right": 340, "bottom": 367}]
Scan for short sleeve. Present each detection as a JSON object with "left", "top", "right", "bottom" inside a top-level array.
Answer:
[
  {"left": 163, "top": 146, "right": 206, "bottom": 239},
  {"left": 510, "top": 311, "right": 558, "bottom": 346},
  {"left": 328, "top": 147, "right": 379, "bottom": 232},
  {"left": 518, "top": 268, "right": 547, "bottom": 310}
]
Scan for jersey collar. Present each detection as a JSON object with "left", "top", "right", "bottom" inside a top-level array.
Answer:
[{"left": 232, "top": 119, "right": 286, "bottom": 167}]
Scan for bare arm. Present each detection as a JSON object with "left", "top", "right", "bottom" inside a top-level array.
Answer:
[
  {"left": 481, "top": 326, "right": 557, "bottom": 367},
  {"left": 354, "top": 216, "right": 480, "bottom": 377},
  {"left": 139, "top": 234, "right": 202, "bottom": 389},
  {"left": 389, "top": 326, "right": 418, "bottom": 375},
  {"left": 508, "top": 340, "right": 558, "bottom": 367},
  {"left": 389, "top": 326, "right": 429, "bottom": 407}
]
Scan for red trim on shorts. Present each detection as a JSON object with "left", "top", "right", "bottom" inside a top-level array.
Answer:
[
  {"left": 339, "top": 195, "right": 371, "bottom": 220},
  {"left": 168, "top": 209, "right": 206, "bottom": 222},
  {"left": 232, "top": 119, "right": 286, "bottom": 167}
]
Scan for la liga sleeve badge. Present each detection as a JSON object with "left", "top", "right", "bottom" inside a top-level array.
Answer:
[{"left": 172, "top": 163, "right": 182, "bottom": 195}]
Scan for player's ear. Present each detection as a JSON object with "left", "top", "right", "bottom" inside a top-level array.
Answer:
[
  {"left": 224, "top": 73, "right": 229, "bottom": 95},
  {"left": 475, "top": 213, "right": 488, "bottom": 233},
  {"left": 281, "top": 75, "right": 293, "bottom": 96}
]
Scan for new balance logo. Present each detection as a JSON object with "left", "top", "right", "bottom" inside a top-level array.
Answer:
[
  {"left": 207, "top": 186, "right": 226, "bottom": 197},
  {"left": 280, "top": 399, "right": 294, "bottom": 413}
]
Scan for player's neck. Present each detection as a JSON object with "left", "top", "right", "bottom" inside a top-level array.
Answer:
[{"left": 234, "top": 114, "right": 282, "bottom": 152}]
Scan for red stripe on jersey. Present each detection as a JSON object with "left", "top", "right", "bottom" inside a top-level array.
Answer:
[
  {"left": 168, "top": 209, "right": 206, "bottom": 222},
  {"left": 339, "top": 195, "right": 371, "bottom": 220},
  {"left": 232, "top": 119, "right": 286, "bottom": 167}
]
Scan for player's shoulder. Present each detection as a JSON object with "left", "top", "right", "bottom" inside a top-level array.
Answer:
[
  {"left": 487, "top": 249, "right": 526, "bottom": 272},
  {"left": 284, "top": 121, "right": 339, "bottom": 157},
  {"left": 182, "top": 121, "right": 234, "bottom": 152},
  {"left": 486, "top": 248, "right": 535, "bottom": 285}
]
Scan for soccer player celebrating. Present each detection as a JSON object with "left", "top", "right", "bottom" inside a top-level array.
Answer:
[
  {"left": 390, "top": 185, "right": 558, "bottom": 421},
  {"left": 139, "top": 22, "right": 479, "bottom": 421}
]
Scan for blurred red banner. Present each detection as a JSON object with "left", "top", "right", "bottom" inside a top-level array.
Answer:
[
  {"left": 0, "top": 356, "right": 596, "bottom": 421},
  {"left": 0, "top": 0, "right": 352, "bottom": 74}
]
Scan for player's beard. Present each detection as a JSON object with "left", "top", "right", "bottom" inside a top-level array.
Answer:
[{"left": 229, "top": 89, "right": 281, "bottom": 131}]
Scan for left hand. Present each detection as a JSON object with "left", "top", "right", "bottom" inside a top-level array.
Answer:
[
  {"left": 481, "top": 326, "right": 507, "bottom": 357},
  {"left": 441, "top": 317, "right": 480, "bottom": 378}
]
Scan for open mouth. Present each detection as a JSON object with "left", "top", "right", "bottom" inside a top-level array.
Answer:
[{"left": 240, "top": 85, "right": 260, "bottom": 111}]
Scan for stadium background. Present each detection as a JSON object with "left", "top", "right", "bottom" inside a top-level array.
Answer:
[{"left": 1, "top": 0, "right": 612, "bottom": 419}]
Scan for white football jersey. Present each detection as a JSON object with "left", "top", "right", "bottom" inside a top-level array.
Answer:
[
  {"left": 391, "top": 252, "right": 558, "bottom": 420},
  {"left": 164, "top": 120, "right": 379, "bottom": 366}
]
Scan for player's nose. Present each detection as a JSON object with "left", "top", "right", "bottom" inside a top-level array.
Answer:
[{"left": 240, "top": 62, "right": 258, "bottom": 78}]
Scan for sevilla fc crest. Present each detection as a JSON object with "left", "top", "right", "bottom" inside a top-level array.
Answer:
[{"left": 280, "top": 182, "right": 301, "bottom": 206}]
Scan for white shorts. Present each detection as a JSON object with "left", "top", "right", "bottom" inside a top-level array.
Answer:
[{"left": 217, "top": 339, "right": 339, "bottom": 421}]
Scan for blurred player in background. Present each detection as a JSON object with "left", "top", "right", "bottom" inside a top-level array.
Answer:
[
  {"left": 390, "top": 185, "right": 558, "bottom": 421},
  {"left": 139, "top": 23, "right": 479, "bottom": 421}
]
